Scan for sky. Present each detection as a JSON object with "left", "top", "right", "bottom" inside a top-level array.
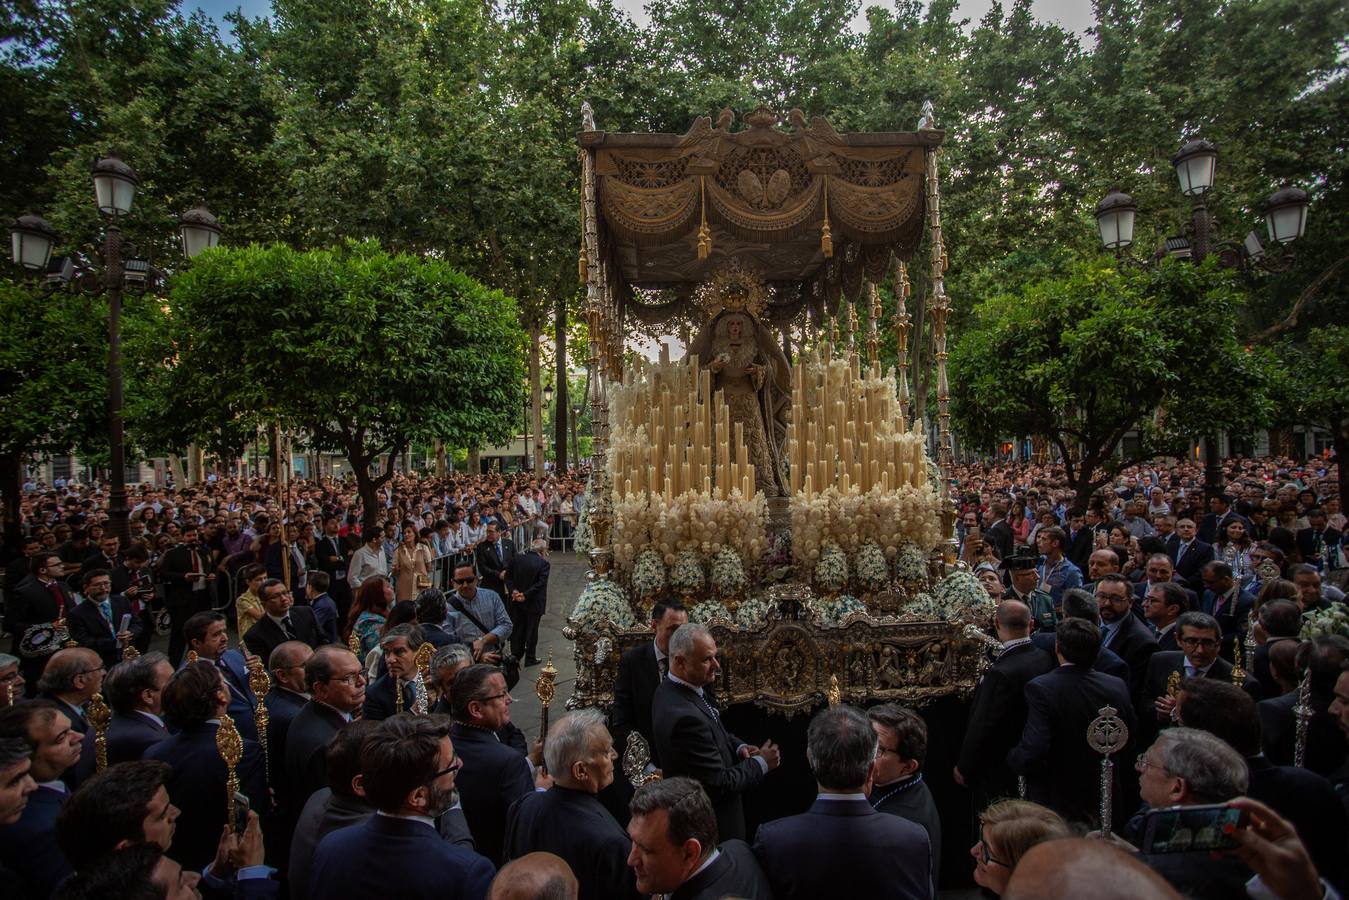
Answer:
[{"left": 187, "top": 0, "right": 1097, "bottom": 37}]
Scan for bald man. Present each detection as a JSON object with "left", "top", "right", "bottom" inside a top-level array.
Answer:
[
  {"left": 1004, "top": 838, "right": 1181, "bottom": 900},
  {"left": 35, "top": 648, "right": 104, "bottom": 787},
  {"left": 489, "top": 852, "right": 579, "bottom": 900}
]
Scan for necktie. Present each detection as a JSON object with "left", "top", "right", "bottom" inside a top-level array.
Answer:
[
  {"left": 99, "top": 599, "right": 115, "bottom": 636},
  {"left": 281, "top": 616, "right": 296, "bottom": 640},
  {"left": 47, "top": 582, "right": 66, "bottom": 618},
  {"left": 495, "top": 541, "right": 503, "bottom": 564},
  {"left": 1177, "top": 542, "right": 1188, "bottom": 565},
  {"left": 658, "top": 656, "right": 668, "bottom": 679}
]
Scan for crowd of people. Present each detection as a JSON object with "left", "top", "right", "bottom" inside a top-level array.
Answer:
[{"left": 0, "top": 454, "right": 1344, "bottom": 899}]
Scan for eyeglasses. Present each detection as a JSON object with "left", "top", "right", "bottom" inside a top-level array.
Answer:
[
  {"left": 478, "top": 691, "right": 510, "bottom": 704},
  {"left": 76, "top": 667, "right": 106, "bottom": 677},
  {"left": 875, "top": 745, "right": 902, "bottom": 759},
  {"left": 326, "top": 672, "right": 367, "bottom": 686},
  {"left": 428, "top": 754, "right": 464, "bottom": 781},
  {"left": 453, "top": 577, "right": 476, "bottom": 585},
  {"left": 1178, "top": 637, "right": 1220, "bottom": 650},
  {"left": 1135, "top": 753, "right": 1169, "bottom": 774},
  {"left": 977, "top": 826, "right": 1009, "bottom": 867}
]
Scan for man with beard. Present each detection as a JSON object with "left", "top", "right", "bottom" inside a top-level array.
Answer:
[{"left": 309, "top": 716, "right": 495, "bottom": 900}]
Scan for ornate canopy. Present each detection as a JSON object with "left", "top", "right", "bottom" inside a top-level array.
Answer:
[{"left": 580, "top": 107, "right": 944, "bottom": 327}]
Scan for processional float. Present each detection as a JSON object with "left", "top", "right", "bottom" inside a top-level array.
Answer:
[{"left": 566, "top": 102, "right": 1001, "bottom": 722}]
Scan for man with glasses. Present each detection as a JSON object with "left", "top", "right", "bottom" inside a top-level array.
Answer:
[
  {"left": 1137, "top": 612, "right": 1252, "bottom": 748},
  {"left": 310, "top": 716, "right": 493, "bottom": 900},
  {"left": 1095, "top": 573, "right": 1158, "bottom": 696},
  {"left": 35, "top": 648, "right": 105, "bottom": 788},
  {"left": 285, "top": 646, "right": 367, "bottom": 809},
  {"left": 445, "top": 563, "right": 512, "bottom": 665},
  {"left": 66, "top": 568, "right": 139, "bottom": 668},
  {"left": 104, "top": 652, "right": 173, "bottom": 765},
  {"left": 867, "top": 704, "right": 941, "bottom": 888}
]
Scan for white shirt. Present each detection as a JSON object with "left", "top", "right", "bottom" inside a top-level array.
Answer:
[
  {"left": 136, "top": 710, "right": 166, "bottom": 729},
  {"left": 375, "top": 810, "right": 436, "bottom": 829},
  {"left": 348, "top": 544, "right": 388, "bottom": 590},
  {"left": 815, "top": 792, "right": 867, "bottom": 801}
]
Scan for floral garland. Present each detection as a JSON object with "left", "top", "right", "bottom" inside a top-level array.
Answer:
[
  {"left": 1301, "top": 606, "right": 1349, "bottom": 640},
  {"left": 670, "top": 550, "right": 706, "bottom": 594},
  {"left": 570, "top": 579, "right": 636, "bottom": 629},
  {"left": 632, "top": 549, "right": 666, "bottom": 598},
  {"left": 810, "top": 593, "right": 867, "bottom": 628},
  {"left": 815, "top": 542, "right": 850, "bottom": 593},
  {"left": 711, "top": 546, "right": 748, "bottom": 596},
  {"left": 894, "top": 542, "right": 929, "bottom": 584},
  {"left": 855, "top": 542, "right": 890, "bottom": 592},
  {"left": 934, "top": 570, "right": 997, "bottom": 621},
  {"left": 688, "top": 599, "right": 732, "bottom": 624},
  {"left": 790, "top": 484, "right": 944, "bottom": 571}
]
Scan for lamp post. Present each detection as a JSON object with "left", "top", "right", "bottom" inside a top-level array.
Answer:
[
  {"left": 1094, "top": 139, "right": 1310, "bottom": 500},
  {"left": 9, "top": 153, "right": 222, "bottom": 544}
]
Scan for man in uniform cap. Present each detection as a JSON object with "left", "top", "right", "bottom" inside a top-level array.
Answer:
[{"left": 1002, "top": 551, "right": 1057, "bottom": 633}]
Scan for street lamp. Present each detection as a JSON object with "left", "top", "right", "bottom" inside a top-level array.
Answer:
[
  {"left": 8, "top": 153, "right": 222, "bottom": 544},
  {"left": 1263, "top": 184, "right": 1310, "bottom": 245},
  {"left": 543, "top": 383, "right": 554, "bottom": 407},
  {"left": 1170, "top": 139, "right": 1218, "bottom": 197},
  {"left": 1095, "top": 189, "right": 1137, "bottom": 251}
]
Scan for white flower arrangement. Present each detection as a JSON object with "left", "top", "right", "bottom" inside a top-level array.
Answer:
[
  {"left": 734, "top": 595, "right": 772, "bottom": 628},
  {"left": 935, "top": 570, "right": 997, "bottom": 621},
  {"left": 632, "top": 549, "right": 667, "bottom": 598},
  {"left": 894, "top": 541, "right": 929, "bottom": 585},
  {"left": 574, "top": 502, "right": 593, "bottom": 556},
  {"left": 814, "top": 542, "right": 850, "bottom": 593},
  {"left": 670, "top": 550, "right": 706, "bottom": 594},
  {"left": 570, "top": 579, "right": 636, "bottom": 629},
  {"left": 904, "top": 591, "right": 945, "bottom": 620},
  {"left": 789, "top": 484, "right": 944, "bottom": 571},
  {"left": 711, "top": 546, "right": 748, "bottom": 596},
  {"left": 855, "top": 542, "right": 890, "bottom": 592},
  {"left": 1301, "top": 606, "right": 1349, "bottom": 640},
  {"left": 688, "top": 599, "right": 732, "bottom": 624},
  {"left": 810, "top": 593, "right": 867, "bottom": 628}
]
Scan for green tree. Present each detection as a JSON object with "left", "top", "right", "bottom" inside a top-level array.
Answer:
[
  {"left": 160, "top": 242, "right": 525, "bottom": 526},
  {"left": 1271, "top": 327, "right": 1349, "bottom": 511},
  {"left": 950, "top": 256, "right": 1275, "bottom": 500}
]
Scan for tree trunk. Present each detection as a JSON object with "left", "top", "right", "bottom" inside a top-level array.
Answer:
[
  {"left": 435, "top": 440, "right": 447, "bottom": 478},
  {"left": 554, "top": 294, "right": 568, "bottom": 472},
  {"left": 467, "top": 445, "right": 481, "bottom": 476},
  {"left": 1203, "top": 433, "right": 1224, "bottom": 502},
  {"left": 529, "top": 325, "right": 544, "bottom": 476},
  {"left": 0, "top": 452, "right": 22, "bottom": 551},
  {"left": 270, "top": 422, "right": 283, "bottom": 496}
]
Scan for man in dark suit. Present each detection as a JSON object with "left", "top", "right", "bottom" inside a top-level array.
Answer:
[
  {"left": 0, "top": 700, "right": 83, "bottom": 898},
  {"left": 473, "top": 521, "right": 514, "bottom": 599},
  {"left": 1095, "top": 573, "right": 1158, "bottom": 695},
  {"left": 1177, "top": 675, "right": 1348, "bottom": 892},
  {"left": 754, "top": 705, "right": 932, "bottom": 900},
  {"left": 158, "top": 524, "right": 216, "bottom": 665},
  {"left": 504, "top": 538, "right": 550, "bottom": 666},
  {"left": 1171, "top": 517, "right": 1215, "bottom": 592},
  {"left": 1030, "top": 589, "right": 1131, "bottom": 683},
  {"left": 264, "top": 640, "right": 313, "bottom": 775},
  {"left": 289, "top": 720, "right": 379, "bottom": 900},
  {"left": 1198, "top": 493, "right": 1249, "bottom": 545},
  {"left": 309, "top": 716, "right": 495, "bottom": 900},
  {"left": 1008, "top": 618, "right": 1135, "bottom": 828},
  {"left": 243, "top": 578, "right": 325, "bottom": 662},
  {"left": 103, "top": 651, "right": 173, "bottom": 764},
  {"left": 264, "top": 524, "right": 309, "bottom": 602},
  {"left": 304, "top": 572, "right": 341, "bottom": 646},
  {"left": 503, "top": 710, "right": 638, "bottom": 899},
  {"left": 956, "top": 599, "right": 1056, "bottom": 808},
  {"left": 1066, "top": 509, "right": 1095, "bottom": 574},
  {"left": 627, "top": 778, "right": 772, "bottom": 900},
  {"left": 1131, "top": 554, "right": 1197, "bottom": 615},
  {"left": 982, "top": 501, "right": 1014, "bottom": 561},
  {"left": 66, "top": 568, "right": 140, "bottom": 668},
  {"left": 1298, "top": 508, "right": 1342, "bottom": 570},
  {"left": 651, "top": 624, "right": 780, "bottom": 842},
  {"left": 144, "top": 660, "right": 266, "bottom": 872},
  {"left": 183, "top": 611, "right": 259, "bottom": 743},
  {"left": 76, "top": 535, "right": 121, "bottom": 592},
  {"left": 285, "top": 646, "right": 366, "bottom": 810},
  {"left": 111, "top": 543, "right": 156, "bottom": 655},
  {"left": 611, "top": 601, "right": 688, "bottom": 767},
  {"left": 313, "top": 514, "right": 353, "bottom": 623},
  {"left": 867, "top": 704, "right": 941, "bottom": 888},
  {"left": 1198, "top": 560, "right": 1256, "bottom": 644},
  {"left": 1141, "top": 581, "right": 1189, "bottom": 653},
  {"left": 8, "top": 552, "right": 77, "bottom": 690},
  {"left": 415, "top": 590, "right": 456, "bottom": 649},
  {"left": 1252, "top": 599, "right": 1302, "bottom": 699},
  {"left": 362, "top": 624, "right": 423, "bottom": 721},
  {"left": 1136, "top": 612, "right": 1252, "bottom": 748},
  {"left": 1259, "top": 636, "right": 1349, "bottom": 776}
]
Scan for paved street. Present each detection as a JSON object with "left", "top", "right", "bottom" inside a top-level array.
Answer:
[{"left": 508, "top": 547, "right": 591, "bottom": 741}]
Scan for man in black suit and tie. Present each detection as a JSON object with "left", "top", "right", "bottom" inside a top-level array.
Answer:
[
  {"left": 1136, "top": 612, "right": 1253, "bottom": 749},
  {"left": 285, "top": 646, "right": 366, "bottom": 810},
  {"left": 1298, "top": 508, "right": 1342, "bottom": 568},
  {"left": 144, "top": 660, "right": 266, "bottom": 871},
  {"left": 1008, "top": 618, "right": 1135, "bottom": 828},
  {"left": 1252, "top": 599, "right": 1302, "bottom": 699},
  {"left": 1141, "top": 581, "right": 1190, "bottom": 653},
  {"left": 243, "top": 578, "right": 326, "bottom": 661},
  {"left": 504, "top": 538, "right": 550, "bottom": 666},
  {"left": 626, "top": 778, "right": 772, "bottom": 900},
  {"left": 1198, "top": 560, "right": 1256, "bottom": 645},
  {"left": 612, "top": 601, "right": 688, "bottom": 767},
  {"left": 1095, "top": 573, "right": 1158, "bottom": 695},
  {"left": 1198, "top": 492, "right": 1249, "bottom": 545},
  {"left": 0, "top": 700, "right": 83, "bottom": 898},
  {"left": 289, "top": 720, "right": 379, "bottom": 900},
  {"left": 183, "top": 611, "right": 259, "bottom": 743},
  {"left": 474, "top": 521, "right": 515, "bottom": 600},
  {"left": 956, "top": 599, "right": 1056, "bottom": 808},
  {"left": 1171, "top": 517, "right": 1214, "bottom": 593},
  {"left": 754, "top": 705, "right": 932, "bottom": 900},
  {"left": 158, "top": 525, "right": 216, "bottom": 665},
  {"left": 103, "top": 652, "right": 173, "bottom": 764},
  {"left": 503, "top": 710, "right": 638, "bottom": 899},
  {"left": 8, "top": 552, "right": 78, "bottom": 691},
  {"left": 449, "top": 663, "right": 538, "bottom": 865},
  {"left": 651, "top": 624, "right": 780, "bottom": 842},
  {"left": 264, "top": 640, "right": 313, "bottom": 774},
  {"left": 111, "top": 543, "right": 156, "bottom": 655},
  {"left": 76, "top": 535, "right": 121, "bottom": 592},
  {"left": 309, "top": 716, "right": 495, "bottom": 900},
  {"left": 362, "top": 624, "right": 424, "bottom": 721},
  {"left": 66, "top": 568, "right": 140, "bottom": 668},
  {"left": 1030, "top": 589, "right": 1132, "bottom": 683},
  {"left": 1131, "top": 554, "right": 1196, "bottom": 615},
  {"left": 313, "top": 514, "right": 353, "bottom": 623}
]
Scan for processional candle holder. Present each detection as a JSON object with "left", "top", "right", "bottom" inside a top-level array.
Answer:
[
  {"left": 1087, "top": 705, "right": 1129, "bottom": 838},
  {"left": 1294, "top": 667, "right": 1313, "bottom": 768},
  {"left": 216, "top": 712, "right": 243, "bottom": 831},
  {"left": 413, "top": 642, "right": 436, "bottom": 715},
  {"left": 87, "top": 692, "right": 111, "bottom": 772},
  {"left": 122, "top": 644, "right": 140, "bottom": 661},
  {"left": 623, "top": 731, "right": 661, "bottom": 790},
  {"left": 246, "top": 658, "right": 270, "bottom": 784},
  {"left": 535, "top": 653, "right": 558, "bottom": 757}
]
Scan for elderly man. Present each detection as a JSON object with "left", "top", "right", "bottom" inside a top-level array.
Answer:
[
  {"left": 502, "top": 710, "right": 636, "bottom": 899},
  {"left": 430, "top": 644, "right": 529, "bottom": 752},
  {"left": 1293, "top": 563, "right": 1347, "bottom": 611},
  {"left": 362, "top": 624, "right": 425, "bottom": 721},
  {"left": 0, "top": 653, "right": 25, "bottom": 708},
  {"left": 244, "top": 577, "right": 325, "bottom": 661},
  {"left": 651, "top": 624, "right": 780, "bottom": 842},
  {"left": 1171, "top": 517, "right": 1214, "bottom": 591},
  {"left": 490, "top": 853, "right": 579, "bottom": 900},
  {"left": 626, "top": 778, "right": 770, "bottom": 900},
  {"left": 753, "top": 705, "right": 932, "bottom": 900},
  {"left": 285, "top": 647, "right": 366, "bottom": 809},
  {"left": 36, "top": 647, "right": 104, "bottom": 787},
  {"left": 265, "top": 640, "right": 313, "bottom": 778},
  {"left": 103, "top": 652, "right": 173, "bottom": 764},
  {"left": 0, "top": 700, "right": 84, "bottom": 897}
]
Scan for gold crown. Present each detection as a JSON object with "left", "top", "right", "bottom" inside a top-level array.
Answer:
[{"left": 694, "top": 259, "right": 769, "bottom": 321}]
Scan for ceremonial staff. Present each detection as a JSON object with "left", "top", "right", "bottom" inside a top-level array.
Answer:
[
  {"left": 1087, "top": 705, "right": 1129, "bottom": 838},
  {"left": 247, "top": 658, "right": 271, "bottom": 784},
  {"left": 216, "top": 712, "right": 243, "bottom": 831},
  {"left": 413, "top": 642, "right": 435, "bottom": 715},
  {"left": 87, "top": 692, "right": 111, "bottom": 772},
  {"left": 1294, "top": 667, "right": 1313, "bottom": 767},
  {"left": 535, "top": 653, "right": 558, "bottom": 755}
]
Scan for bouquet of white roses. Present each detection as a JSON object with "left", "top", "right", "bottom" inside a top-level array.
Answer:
[
  {"left": 734, "top": 595, "right": 772, "bottom": 628},
  {"left": 815, "top": 542, "right": 850, "bottom": 593},
  {"left": 855, "top": 542, "right": 890, "bottom": 592},
  {"left": 670, "top": 550, "right": 706, "bottom": 594},
  {"left": 810, "top": 593, "right": 867, "bottom": 627},
  {"left": 571, "top": 579, "right": 636, "bottom": 629},
  {"left": 711, "top": 546, "right": 748, "bottom": 596},
  {"left": 688, "top": 599, "right": 732, "bottom": 624},
  {"left": 934, "top": 570, "right": 996, "bottom": 621},
  {"left": 632, "top": 549, "right": 667, "bottom": 598},
  {"left": 1302, "top": 606, "right": 1349, "bottom": 640},
  {"left": 904, "top": 591, "right": 945, "bottom": 620},
  {"left": 894, "top": 541, "right": 929, "bottom": 585}
]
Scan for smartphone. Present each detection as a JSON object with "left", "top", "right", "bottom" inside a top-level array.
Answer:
[
  {"left": 233, "top": 791, "right": 251, "bottom": 834},
  {"left": 1140, "top": 803, "right": 1247, "bottom": 854}
]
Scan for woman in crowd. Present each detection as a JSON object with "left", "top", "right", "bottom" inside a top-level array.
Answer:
[
  {"left": 391, "top": 522, "right": 431, "bottom": 602},
  {"left": 235, "top": 563, "right": 267, "bottom": 633},
  {"left": 462, "top": 508, "right": 487, "bottom": 548},
  {"left": 346, "top": 574, "right": 393, "bottom": 658},
  {"left": 1008, "top": 500, "right": 1032, "bottom": 548},
  {"left": 971, "top": 799, "right": 1072, "bottom": 896},
  {"left": 1217, "top": 518, "right": 1255, "bottom": 588}
]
